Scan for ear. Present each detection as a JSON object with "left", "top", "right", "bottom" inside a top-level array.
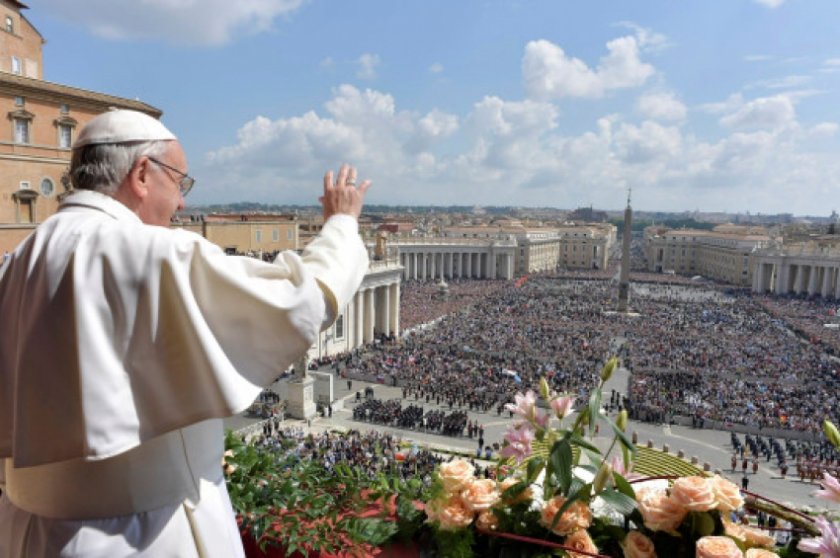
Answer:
[{"left": 124, "top": 156, "right": 151, "bottom": 200}]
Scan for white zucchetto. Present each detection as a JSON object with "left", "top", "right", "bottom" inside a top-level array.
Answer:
[{"left": 73, "top": 109, "right": 176, "bottom": 148}]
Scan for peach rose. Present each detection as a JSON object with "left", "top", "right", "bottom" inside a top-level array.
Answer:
[
  {"left": 670, "top": 476, "right": 717, "bottom": 512},
  {"left": 723, "top": 518, "right": 747, "bottom": 541},
  {"left": 622, "top": 530, "right": 657, "bottom": 558},
  {"left": 696, "top": 536, "right": 743, "bottom": 558},
  {"left": 438, "top": 459, "right": 476, "bottom": 493},
  {"left": 745, "top": 549, "right": 780, "bottom": 558},
  {"left": 499, "top": 476, "right": 533, "bottom": 503},
  {"left": 636, "top": 487, "right": 687, "bottom": 532},
  {"left": 540, "top": 496, "right": 592, "bottom": 536},
  {"left": 564, "top": 529, "right": 599, "bottom": 558},
  {"left": 723, "top": 519, "right": 775, "bottom": 549},
  {"left": 710, "top": 475, "right": 744, "bottom": 513},
  {"left": 434, "top": 496, "right": 475, "bottom": 530},
  {"left": 741, "top": 526, "right": 776, "bottom": 549},
  {"left": 475, "top": 509, "right": 500, "bottom": 531},
  {"left": 461, "top": 478, "right": 501, "bottom": 511}
]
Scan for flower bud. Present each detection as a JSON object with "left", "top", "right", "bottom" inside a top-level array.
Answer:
[
  {"left": 616, "top": 410, "right": 628, "bottom": 432},
  {"left": 600, "top": 357, "right": 618, "bottom": 382},
  {"left": 825, "top": 420, "right": 840, "bottom": 450},
  {"left": 593, "top": 462, "right": 613, "bottom": 493},
  {"left": 539, "top": 377, "right": 551, "bottom": 401}
]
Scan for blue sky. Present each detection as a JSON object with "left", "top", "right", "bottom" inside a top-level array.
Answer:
[{"left": 26, "top": 0, "right": 840, "bottom": 215}]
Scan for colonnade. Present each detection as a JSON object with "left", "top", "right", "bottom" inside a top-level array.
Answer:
[
  {"left": 398, "top": 248, "right": 514, "bottom": 281},
  {"left": 753, "top": 258, "right": 840, "bottom": 299}
]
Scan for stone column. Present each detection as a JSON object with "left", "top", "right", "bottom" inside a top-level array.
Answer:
[
  {"left": 381, "top": 285, "right": 390, "bottom": 333},
  {"left": 389, "top": 282, "right": 400, "bottom": 336},
  {"left": 753, "top": 263, "right": 763, "bottom": 293},
  {"left": 775, "top": 262, "right": 787, "bottom": 295},
  {"left": 834, "top": 268, "right": 840, "bottom": 299},
  {"left": 808, "top": 265, "right": 819, "bottom": 296},
  {"left": 354, "top": 291, "right": 363, "bottom": 348},
  {"left": 466, "top": 252, "right": 472, "bottom": 278},
  {"left": 457, "top": 253, "right": 463, "bottom": 278},
  {"left": 489, "top": 250, "right": 497, "bottom": 279},
  {"left": 793, "top": 265, "right": 805, "bottom": 294},
  {"left": 364, "top": 288, "right": 375, "bottom": 343}
]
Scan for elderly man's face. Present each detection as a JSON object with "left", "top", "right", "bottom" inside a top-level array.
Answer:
[{"left": 138, "top": 141, "right": 187, "bottom": 226}]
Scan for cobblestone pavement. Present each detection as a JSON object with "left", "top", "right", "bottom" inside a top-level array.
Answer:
[{"left": 224, "top": 364, "right": 830, "bottom": 513}]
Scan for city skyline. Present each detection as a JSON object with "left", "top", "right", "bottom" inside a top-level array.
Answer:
[{"left": 27, "top": 0, "right": 840, "bottom": 215}]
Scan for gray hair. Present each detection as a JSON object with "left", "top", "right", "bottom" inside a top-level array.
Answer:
[{"left": 69, "top": 140, "right": 170, "bottom": 195}]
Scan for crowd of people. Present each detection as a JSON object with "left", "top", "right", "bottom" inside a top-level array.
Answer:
[
  {"left": 255, "top": 427, "right": 445, "bottom": 481},
  {"left": 351, "top": 398, "right": 472, "bottom": 439},
  {"left": 344, "top": 273, "right": 840, "bottom": 439}
]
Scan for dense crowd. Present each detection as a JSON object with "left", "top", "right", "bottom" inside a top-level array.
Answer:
[
  {"left": 399, "top": 278, "right": 509, "bottom": 331},
  {"left": 355, "top": 273, "right": 840, "bottom": 437},
  {"left": 624, "top": 285, "right": 839, "bottom": 432},
  {"left": 351, "top": 398, "right": 471, "bottom": 438},
  {"left": 255, "top": 427, "right": 445, "bottom": 481}
]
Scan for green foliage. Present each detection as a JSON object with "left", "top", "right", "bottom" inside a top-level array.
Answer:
[{"left": 223, "top": 430, "right": 430, "bottom": 556}]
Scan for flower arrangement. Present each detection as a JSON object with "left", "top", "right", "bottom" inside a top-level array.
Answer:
[{"left": 422, "top": 358, "right": 840, "bottom": 558}]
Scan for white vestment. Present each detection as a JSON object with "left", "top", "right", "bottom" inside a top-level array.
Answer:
[{"left": 0, "top": 190, "right": 369, "bottom": 557}]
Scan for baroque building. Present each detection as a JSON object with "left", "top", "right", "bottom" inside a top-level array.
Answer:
[
  {"left": 643, "top": 224, "right": 769, "bottom": 286},
  {"left": 0, "top": 0, "right": 161, "bottom": 252}
]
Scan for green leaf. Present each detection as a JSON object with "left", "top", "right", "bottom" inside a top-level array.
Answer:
[
  {"left": 550, "top": 440, "right": 573, "bottom": 495},
  {"left": 587, "top": 387, "right": 602, "bottom": 436},
  {"left": 598, "top": 488, "right": 637, "bottom": 516},
  {"left": 612, "top": 472, "right": 636, "bottom": 500},
  {"left": 526, "top": 456, "right": 545, "bottom": 484},
  {"left": 607, "top": 417, "right": 637, "bottom": 455},
  {"left": 569, "top": 433, "right": 600, "bottom": 453}
]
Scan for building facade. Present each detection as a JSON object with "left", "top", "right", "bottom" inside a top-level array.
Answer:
[
  {"left": 752, "top": 239, "right": 840, "bottom": 298},
  {"left": 644, "top": 225, "right": 769, "bottom": 286},
  {"left": 0, "top": 0, "right": 162, "bottom": 252}
]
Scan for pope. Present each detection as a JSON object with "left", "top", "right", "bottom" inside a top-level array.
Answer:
[{"left": 0, "top": 109, "right": 371, "bottom": 557}]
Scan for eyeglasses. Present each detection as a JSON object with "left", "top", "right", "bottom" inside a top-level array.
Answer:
[{"left": 148, "top": 157, "right": 195, "bottom": 197}]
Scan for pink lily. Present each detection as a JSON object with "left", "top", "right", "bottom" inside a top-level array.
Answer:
[
  {"left": 550, "top": 395, "right": 576, "bottom": 420},
  {"left": 798, "top": 516, "right": 840, "bottom": 558},
  {"left": 500, "top": 426, "right": 535, "bottom": 464},
  {"left": 505, "top": 390, "right": 537, "bottom": 424},
  {"left": 815, "top": 472, "right": 840, "bottom": 505}
]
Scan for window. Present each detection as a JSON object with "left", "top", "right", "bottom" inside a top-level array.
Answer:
[
  {"left": 11, "top": 56, "right": 21, "bottom": 74},
  {"left": 14, "top": 96, "right": 23, "bottom": 107},
  {"left": 272, "top": 228, "right": 279, "bottom": 242},
  {"left": 60, "top": 104, "right": 69, "bottom": 114},
  {"left": 5, "top": 16, "right": 12, "bottom": 33},
  {"left": 255, "top": 229, "right": 262, "bottom": 243},
  {"left": 14, "top": 118, "right": 29, "bottom": 143},
  {"left": 19, "top": 181, "right": 30, "bottom": 190},
  {"left": 334, "top": 314, "right": 345, "bottom": 339},
  {"left": 40, "top": 178, "right": 54, "bottom": 196},
  {"left": 58, "top": 124, "right": 72, "bottom": 148}
]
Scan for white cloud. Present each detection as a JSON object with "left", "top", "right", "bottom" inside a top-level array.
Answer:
[
  {"left": 636, "top": 91, "right": 687, "bottom": 122},
  {"left": 747, "top": 75, "right": 811, "bottom": 90},
  {"left": 319, "top": 57, "right": 335, "bottom": 69},
  {"left": 614, "top": 22, "right": 670, "bottom": 53},
  {"left": 202, "top": 84, "right": 840, "bottom": 214},
  {"left": 356, "top": 53, "right": 381, "bottom": 80},
  {"left": 35, "top": 0, "right": 305, "bottom": 45},
  {"left": 744, "top": 54, "right": 773, "bottom": 62},
  {"left": 719, "top": 95, "right": 796, "bottom": 131},
  {"left": 753, "top": 0, "right": 786, "bottom": 8},
  {"left": 522, "top": 34, "right": 655, "bottom": 100},
  {"left": 698, "top": 93, "right": 745, "bottom": 115},
  {"left": 429, "top": 63, "right": 444, "bottom": 74}
]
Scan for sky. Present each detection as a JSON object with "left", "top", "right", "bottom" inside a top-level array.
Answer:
[{"left": 23, "top": 0, "right": 840, "bottom": 215}]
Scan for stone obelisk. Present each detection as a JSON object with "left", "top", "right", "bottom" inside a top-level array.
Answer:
[{"left": 617, "top": 189, "right": 632, "bottom": 313}]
